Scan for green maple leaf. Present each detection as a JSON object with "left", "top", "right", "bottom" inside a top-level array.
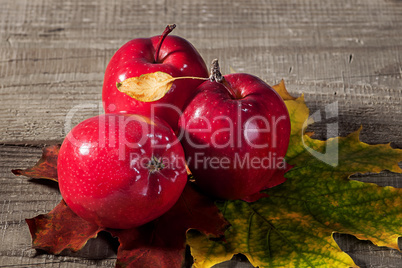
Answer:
[{"left": 187, "top": 81, "right": 402, "bottom": 267}]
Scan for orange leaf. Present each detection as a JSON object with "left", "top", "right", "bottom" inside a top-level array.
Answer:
[{"left": 272, "top": 79, "right": 297, "bottom": 101}]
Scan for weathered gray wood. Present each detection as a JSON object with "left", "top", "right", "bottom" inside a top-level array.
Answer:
[
  {"left": 1, "top": 0, "right": 401, "bottom": 145},
  {"left": 0, "top": 0, "right": 401, "bottom": 267}
]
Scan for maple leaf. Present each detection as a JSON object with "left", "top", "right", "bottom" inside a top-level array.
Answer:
[
  {"left": 272, "top": 79, "right": 297, "bottom": 101},
  {"left": 110, "top": 183, "right": 228, "bottom": 268},
  {"left": 13, "top": 80, "right": 402, "bottom": 268},
  {"left": 187, "top": 81, "right": 402, "bottom": 267},
  {"left": 13, "top": 145, "right": 228, "bottom": 267},
  {"left": 26, "top": 200, "right": 104, "bottom": 254},
  {"left": 12, "top": 144, "right": 60, "bottom": 182}
]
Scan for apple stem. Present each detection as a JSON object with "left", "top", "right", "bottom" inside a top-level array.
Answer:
[
  {"left": 154, "top": 24, "right": 176, "bottom": 63},
  {"left": 209, "top": 59, "right": 239, "bottom": 99}
]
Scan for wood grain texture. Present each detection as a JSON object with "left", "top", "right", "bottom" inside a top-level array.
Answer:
[{"left": 1, "top": 0, "right": 401, "bottom": 267}]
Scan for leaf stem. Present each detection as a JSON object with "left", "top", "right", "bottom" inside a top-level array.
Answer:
[{"left": 166, "top": 76, "right": 209, "bottom": 83}]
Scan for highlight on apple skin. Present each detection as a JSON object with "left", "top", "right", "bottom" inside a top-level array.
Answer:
[
  {"left": 178, "top": 68, "right": 291, "bottom": 201},
  {"left": 57, "top": 113, "right": 188, "bottom": 229},
  {"left": 102, "top": 24, "right": 209, "bottom": 131}
]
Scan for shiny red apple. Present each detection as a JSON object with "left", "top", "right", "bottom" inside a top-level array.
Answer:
[
  {"left": 57, "top": 113, "right": 187, "bottom": 229},
  {"left": 178, "top": 61, "right": 291, "bottom": 200},
  {"left": 102, "top": 25, "right": 209, "bottom": 130}
]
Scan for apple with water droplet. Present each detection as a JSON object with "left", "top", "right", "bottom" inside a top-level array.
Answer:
[
  {"left": 102, "top": 25, "right": 209, "bottom": 131},
  {"left": 178, "top": 60, "right": 291, "bottom": 201},
  {"left": 57, "top": 113, "right": 187, "bottom": 229}
]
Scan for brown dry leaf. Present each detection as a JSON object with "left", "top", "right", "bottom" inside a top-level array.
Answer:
[
  {"left": 110, "top": 182, "right": 229, "bottom": 268},
  {"left": 12, "top": 144, "right": 60, "bottom": 182},
  {"left": 116, "top": 72, "right": 176, "bottom": 102},
  {"left": 26, "top": 200, "right": 104, "bottom": 254},
  {"left": 14, "top": 144, "right": 228, "bottom": 267}
]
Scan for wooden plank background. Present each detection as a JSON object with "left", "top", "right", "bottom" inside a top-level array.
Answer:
[{"left": 1, "top": 0, "right": 401, "bottom": 267}]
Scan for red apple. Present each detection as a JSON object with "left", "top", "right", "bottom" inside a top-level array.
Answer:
[
  {"left": 57, "top": 113, "right": 187, "bottom": 229},
  {"left": 178, "top": 61, "right": 291, "bottom": 200},
  {"left": 102, "top": 25, "right": 209, "bottom": 130}
]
